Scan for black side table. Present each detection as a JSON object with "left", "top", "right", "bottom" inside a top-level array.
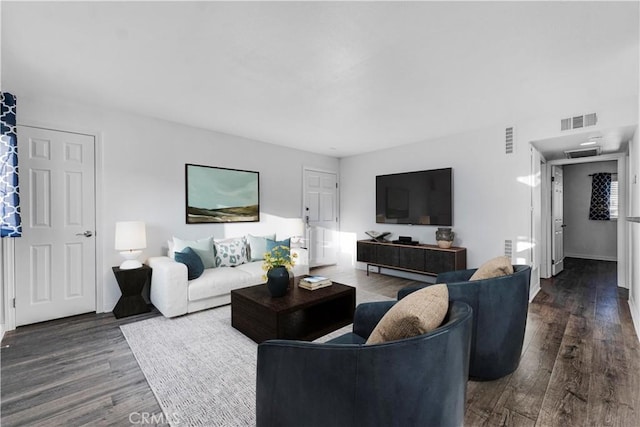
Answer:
[{"left": 112, "top": 265, "right": 152, "bottom": 319}]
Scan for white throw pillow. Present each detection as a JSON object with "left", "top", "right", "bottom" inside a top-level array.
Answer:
[
  {"left": 214, "top": 237, "right": 248, "bottom": 267},
  {"left": 172, "top": 236, "right": 216, "bottom": 269},
  {"left": 246, "top": 234, "right": 276, "bottom": 261}
]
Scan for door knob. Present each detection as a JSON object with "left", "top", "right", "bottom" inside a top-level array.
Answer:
[{"left": 76, "top": 230, "right": 93, "bottom": 237}]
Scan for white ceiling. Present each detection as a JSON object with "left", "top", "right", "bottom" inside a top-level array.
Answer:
[{"left": 2, "top": 1, "right": 638, "bottom": 158}]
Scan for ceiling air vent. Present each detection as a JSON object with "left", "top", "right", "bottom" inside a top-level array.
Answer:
[
  {"left": 564, "top": 147, "right": 601, "bottom": 159},
  {"left": 505, "top": 127, "right": 514, "bottom": 154},
  {"left": 560, "top": 112, "right": 597, "bottom": 131},
  {"left": 584, "top": 113, "right": 597, "bottom": 127},
  {"left": 572, "top": 115, "right": 584, "bottom": 129}
]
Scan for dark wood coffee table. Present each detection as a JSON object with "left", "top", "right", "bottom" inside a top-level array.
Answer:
[{"left": 231, "top": 278, "right": 356, "bottom": 343}]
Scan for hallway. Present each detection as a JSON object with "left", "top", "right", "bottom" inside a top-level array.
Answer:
[{"left": 465, "top": 257, "right": 639, "bottom": 426}]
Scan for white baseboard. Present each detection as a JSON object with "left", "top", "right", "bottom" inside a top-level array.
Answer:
[
  {"left": 564, "top": 253, "right": 617, "bottom": 262},
  {"left": 529, "top": 280, "right": 541, "bottom": 303},
  {"left": 629, "top": 297, "right": 640, "bottom": 343},
  {"left": 0, "top": 323, "right": 5, "bottom": 343}
]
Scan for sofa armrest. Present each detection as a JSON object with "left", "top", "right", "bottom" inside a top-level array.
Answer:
[
  {"left": 353, "top": 300, "right": 396, "bottom": 339},
  {"left": 147, "top": 256, "right": 188, "bottom": 318},
  {"left": 398, "top": 269, "right": 477, "bottom": 300},
  {"left": 291, "top": 247, "right": 309, "bottom": 276}
]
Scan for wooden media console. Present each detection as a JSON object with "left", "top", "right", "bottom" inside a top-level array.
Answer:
[{"left": 357, "top": 239, "right": 466, "bottom": 277}]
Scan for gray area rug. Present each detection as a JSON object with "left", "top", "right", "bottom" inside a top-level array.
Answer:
[{"left": 120, "top": 289, "right": 391, "bottom": 427}]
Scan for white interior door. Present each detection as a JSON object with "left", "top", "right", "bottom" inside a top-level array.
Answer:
[
  {"left": 304, "top": 169, "right": 338, "bottom": 267},
  {"left": 15, "top": 126, "right": 96, "bottom": 326},
  {"left": 551, "top": 165, "right": 565, "bottom": 276}
]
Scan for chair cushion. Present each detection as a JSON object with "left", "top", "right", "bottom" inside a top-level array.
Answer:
[
  {"left": 366, "top": 284, "right": 449, "bottom": 344},
  {"left": 326, "top": 333, "right": 367, "bottom": 345},
  {"left": 187, "top": 266, "right": 254, "bottom": 301},
  {"left": 234, "top": 260, "right": 265, "bottom": 277},
  {"left": 469, "top": 256, "right": 514, "bottom": 281},
  {"left": 174, "top": 247, "right": 205, "bottom": 280}
]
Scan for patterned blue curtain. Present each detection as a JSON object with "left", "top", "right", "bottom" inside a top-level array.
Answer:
[
  {"left": 588, "top": 172, "right": 611, "bottom": 221},
  {"left": 0, "top": 92, "right": 22, "bottom": 237}
]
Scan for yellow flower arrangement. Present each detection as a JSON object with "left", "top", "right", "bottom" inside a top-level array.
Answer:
[{"left": 262, "top": 245, "right": 297, "bottom": 281}]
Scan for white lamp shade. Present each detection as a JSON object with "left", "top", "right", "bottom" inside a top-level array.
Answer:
[{"left": 115, "top": 221, "right": 147, "bottom": 250}]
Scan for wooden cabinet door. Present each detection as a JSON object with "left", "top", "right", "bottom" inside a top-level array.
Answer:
[
  {"left": 424, "top": 249, "right": 455, "bottom": 275},
  {"left": 399, "top": 247, "right": 425, "bottom": 271},
  {"left": 356, "top": 241, "right": 377, "bottom": 263},
  {"left": 377, "top": 244, "right": 399, "bottom": 267}
]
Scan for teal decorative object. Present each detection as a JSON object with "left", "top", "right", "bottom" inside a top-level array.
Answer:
[{"left": 266, "top": 266, "right": 290, "bottom": 297}]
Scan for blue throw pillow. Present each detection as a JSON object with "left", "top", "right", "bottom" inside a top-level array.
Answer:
[
  {"left": 265, "top": 238, "right": 291, "bottom": 257},
  {"left": 175, "top": 247, "right": 205, "bottom": 280}
]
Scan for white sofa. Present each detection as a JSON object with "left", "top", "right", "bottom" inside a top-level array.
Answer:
[{"left": 147, "top": 245, "right": 308, "bottom": 318}]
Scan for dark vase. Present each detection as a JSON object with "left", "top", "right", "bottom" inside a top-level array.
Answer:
[{"left": 266, "top": 266, "right": 290, "bottom": 297}]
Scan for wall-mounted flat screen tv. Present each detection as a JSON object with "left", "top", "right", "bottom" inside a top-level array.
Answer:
[{"left": 376, "top": 168, "right": 452, "bottom": 226}]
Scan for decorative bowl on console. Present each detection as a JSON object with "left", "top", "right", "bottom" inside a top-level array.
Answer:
[{"left": 436, "top": 227, "right": 455, "bottom": 249}]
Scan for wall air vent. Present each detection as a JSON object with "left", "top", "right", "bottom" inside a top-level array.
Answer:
[
  {"left": 561, "top": 113, "right": 597, "bottom": 131},
  {"left": 504, "top": 240, "right": 513, "bottom": 259},
  {"left": 564, "top": 147, "right": 601, "bottom": 159},
  {"left": 505, "top": 127, "right": 514, "bottom": 154}
]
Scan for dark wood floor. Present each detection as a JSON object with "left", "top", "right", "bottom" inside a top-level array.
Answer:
[{"left": 1, "top": 258, "right": 638, "bottom": 426}]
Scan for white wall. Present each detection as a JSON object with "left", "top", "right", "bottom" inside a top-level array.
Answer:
[
  {"left": 11, "top": 94, "right": 339, "bottom": 313},
  {"left": 4, "top": 94, "right": 637, "bottom": 326},
  {"left": 340, "top": 124, "right": 533, "bottom": 271},
  {"left": 563, "top": 161, "right": 618, "bottom": 261},
  {"left": 340, "top": 96, "right": 638, "bottom": 301},
  {"left": 629, "top": 128, "right": 640, "bottom": 338}
]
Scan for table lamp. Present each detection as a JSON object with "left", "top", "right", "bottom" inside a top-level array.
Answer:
[{"left": 115, "top": 221, "right": 147, "bottom": 269}]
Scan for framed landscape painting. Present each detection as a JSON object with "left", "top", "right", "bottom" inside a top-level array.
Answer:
[{"left": 185, "top": 164, "right": 260, "bottom": 223}]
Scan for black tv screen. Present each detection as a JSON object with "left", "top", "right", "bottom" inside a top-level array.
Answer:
[{"left": 376, "top": 168, "right": 452, "bottom": 226}]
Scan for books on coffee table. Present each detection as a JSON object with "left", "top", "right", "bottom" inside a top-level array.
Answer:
[
  {"left": 299, "top": 275, "right": 332, "bottom": 290},
  {"left": 299, "top": 281, "right": 333, "bottom": 291}
]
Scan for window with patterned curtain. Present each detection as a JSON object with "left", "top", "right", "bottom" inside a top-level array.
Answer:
[
  {"left": 0, "top": 92, "right": 22, "bottom": 237},
  {"left": 588, "top": 172, "right": 611, "bottom": 221},
  {"left": 609, "top": 174, "right": 619, "bottom": 219}
]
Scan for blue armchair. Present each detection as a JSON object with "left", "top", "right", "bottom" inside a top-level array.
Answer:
[
  {"left": 398, "top": 265, "right": 531, "bottom": 381},
  {"left": 256, "top": 300, "right": 472, "bottom": 427}
]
